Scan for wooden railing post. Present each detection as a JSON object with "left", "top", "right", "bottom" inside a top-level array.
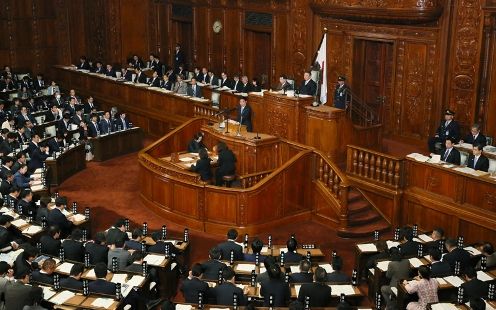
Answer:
[{"left": 338, "top": 185, "right": 349, "bottom": 231}]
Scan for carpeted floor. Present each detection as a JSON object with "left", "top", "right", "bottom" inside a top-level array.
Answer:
[{"left": 57, "top": 146, "right": 373, "bottom": 304}]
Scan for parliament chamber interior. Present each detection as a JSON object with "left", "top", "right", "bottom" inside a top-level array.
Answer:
[{"left": 1, "top": 0, "right": 496, "bottom": 309}]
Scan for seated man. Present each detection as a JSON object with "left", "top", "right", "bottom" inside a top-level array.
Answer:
[
  {"left": 290, "top": 259, "right": 313, "bottom": 283},
  {"left": 299, "top": 71, "right": 317, "bottom": 96},
  {"left": 187, "top": 78, "right": 203, "bottom": 98},
  {"left": 13, "top": 245, "right": 39, "bottom": 278},
  {"left": 424, "top": 227, "right": 445, "bottom": 253},
  {"left": 429, "top": 248, "right": 451, "bottom": 278},
  {"left": 201, "top": 247, "right": 227, "bottom": 280},
  {"left": 13, "top": 164, "right": 33, "bottom": 189},
  {"left": 461, "top": 267, "right": 489, "bottom": 302},
  {"left": 297, "top": 266, "right": 332, "bottom": 307},
  {"left": 398, "top": 226, "right": 420, "bottom": 258},
  {"left": 5, "top": 269, "right": 43, "bottom": 310},
  {"left": 327, "top": 256, "right": 351, "bottom": 283},
  {"left": 428, "top": 109, "right": 460, "bottom": 153},
  {"left": 277, "top": 75, "right": 293, "bottom": 92},
  {"left": 40, "top": 225, "right": 62, "bottom": 257},
  {"left": 460, "top": 123, "right": 487, "bottom": 147},
  {"left": 440, "top": 137, "right": 461, "bottom": 165},
  {"left": 0, "top": 214, "right": 19, "bottom": 253},
  {"left": 217, "top": 228, "right": 243, "bottom": 261},
  {"left": 88, "top": 262, "right": 116, "bottom": 295},
  {"left": 31, "top": 258, "right": 56, "bottom": 285},
  {"left": 380, "top": 247, "right": 410, "bottom": 307},
  {"left": 442, "top": 238, "right": 471, "bottom": 274},
  {"left": 107, "top": 237, "right": 132, "bottom": 270},
  {"left": 124, "top": 250, "right": 146, "bottom": 273},
  {"left": 243, "top": 238, "right": 266, "bottom": 262},
  {"left": 466, "top": 144, "right": 489, "bottom": 172},
  {"left": 60, "top": 263, "right": 84, "bottom": 290},
  {"left": 47, "top": 196, "right": 73, "bottom": 238},
  {"left": 181, "top": 263, "right": 210, "bottom": 304},
  {"left": 187, "top": 132, "right": 206, "bottom": 153},
  {"left": 124, "top": 228, "right": 144, "bottom": 251},
  {"left": 260, "top": 263, "right": 290, "bottom": 307},
  {"left": 284, "top": 237, "right": 304, "bottom": 264},
  {"left": 63, "top": 229, "right": 85, "bottom": 263},
  {"left": 17, "top": 188, "right": 36, "bottom": 217},
  {"left": 477, "top": 242, "right": 496, "bottom": 269},
  {"left": 86, "top": 231, "right": 109, "bottom": 265},
  {"left": 148, "top": 231, "right": 180, "bottom": 256},
  {"left": 106, "top": 219, "right": 128, "bottom": 245},
  {"left": 212, "top": 267, "right": 249, "bottom": 306}
]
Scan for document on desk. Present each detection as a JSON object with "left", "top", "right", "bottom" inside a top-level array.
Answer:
[
  {"left": 49, "top": 290, "right": 75, "bottom": 305},
  {"left": 235, "top": 263, "right": 256, "bottom": 273},
  {"left": 464, "top": 246, "right": 481, "bottom": 256},
  {"left": 436, "top": 278, "right": 447, "bottom": 285},
  {"left": 294, "top": 284, "right": 301, "bottom": 296},
  {"left": 430, "top": 303, "right": 459, "bottom": 310},
  {"left": 144, "top": 254, "right": 165, "bottom": 266},
  {"left": 409, "top": 257, "right": 424, "bottom": 268},
  {"left": 31, "top": 184, "right": 45, "bottom": 192},
  {"left": 11, "top": 219, "right": 27, "bottom": 228},
  {"left": 85, "top": 268, "right": 96, "bottom": 279},
  {"left": 41, "top": 286, "right": 56, "bottom": 300},
  {"left": 127, "top": 275, "right": 145, "bottom": 287},
  {"left": 386, "top": 240, "right": 400, "bottom": 249},
  {"left": 92, "top": 297, "right": 115, "bottom": 308},
  {"left": 331, "top": 285, "right": 356, "bottom": 296},
  {"left": 56, "top": 262, "right": 74, "bottom": 274},
  {"left": 179, "top": 157, "right": 194, "bottom": 162},
  {"left": 279, "top": 247, "right": 288, "bottom": 255},
  {"left": 443, "top": 276, "right": 464, "bottom": 287},
  {"left": 175, "top": 305, "right": 193, "bottom": 310},
  {"left": 22, "top": 225, "right": 43, "bottom": 235},
  {"left": 72, "top": 214, "right": 86, "bottom": 222},
  {"left": 319, "top": 263, "right": 334, "bottom": 273},
  {"left": 111, "top": 273, "right": 128, "bottom": 284},
  {"left": 357, "top": 243, "right": 378, "bottom": 252},
  {"left": 417, "top": 234, "right": 434, "bottom": 242},
  {"left": 261, "top": 246, "right": 270, "bottom": 254},
  {"left": 376, "top": 261, "right": 391, "bottom": 272},
  {"left": 290, "top": 265, "right": 300, "bottom": 273},
  {"left": 0, "top": 249, "right": 23, "bottom": 265},
  {"left": 477, "top": 271, "right": 494, "bottom": 282}
]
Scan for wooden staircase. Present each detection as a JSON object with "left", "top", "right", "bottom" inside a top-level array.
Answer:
[{"left": 337, "top": 188, "right": 391, "bottom": 238}]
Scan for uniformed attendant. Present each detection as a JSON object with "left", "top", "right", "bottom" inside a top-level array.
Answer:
[
  {"left": 428, "top": 109, "right": 460, "bottom": 153},
  {"left": 333, "top": 75, "right": 349, "bottom": 109}
]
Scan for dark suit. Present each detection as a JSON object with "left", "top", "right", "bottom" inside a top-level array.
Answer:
[
  {"left": 239, "top": 83, "right": 253, "bottom": 93},
  {"left": 149, "top": 77, "right": 161, "bottom": 87},
  {"left": 467, "top": 154, "right": 490, "bottom": 172},
  {"left": 441, "top": 147, "right": 461, "bottom": 165},
  {"left": 122, "top": 70, "right": 133, "bottom": 81},
  {"left": 187, "top": 84, "right": 203, "bottom": 98},
  {"left": 260, "top": 278, "right": 290, "bottom": 307},
  {"left": 217, "top": 240, "right": 244, "bottom": 261},
  {"left": 464, "top": 133, "right": 487, "bottom": 147},
  {"left": 297, "top": 282, "right": 332, "bottom": 307},
  {"left": 284, "top": 251, "right": 304, "bottom": 264},
  {"left": 191, "top": 158, "right": 213, "bottom": 181},
  {"left": 174, "top": 50, "right": 185, "bottom": 69},
  {"left": 160, "top": 80, "right": 173, "bottom": 90},
  {"left": 13, "top": 255, "right": 36, "bottom": 279},
  {"left": 47, "top": 208, "right": 72, "bottom": 237},
  {"left": 114, "top": 117, "right": 130, "bottom": 131},
  {"left": 77, "top": 61, "right": 91, "bottom": 70},
  {"left": 28, "top": 147, "right": 49, "bottom": 171},
  {"left": 40, "top": 235, "right": 61, "bottom": 257},
  {"left": 88, "top": 121, "right": 100, "bottom": 138},
  {"left": 148, "top": 241, "right": 179, "bottom": 256},
  {"left": 299, "top": 79, "right": 317, "bottom": 96},
  {"left": 460, "top": 278, "right": 489, "bottom": 302},
  {"left": 215, "top": 149, "right": 236, "bottom": 186},
  {"left": 31, "top": 270, "right": 54, "bottom": 285},
  {"left": 442, "top": 247, "right": 471, "bottom": 273},
  {"left": 60, "top": 276, "right": 84, "bottom": 290},
  {"left": 429, "top": 120, "right": 461, "bottom": 152},
  {"left": 106, "top": 227, "right": 128, "bottom": 245},
  {"left": 0, "top": 180, "right": 12, "bottom": 196},
  {"left": 209, "top": 76, "right": 220, "bottom": 87},
  {"left": 430, "top": 261, "right": 452, "bottom": 278},
  {"left": 289, "top": 272, "right": 313, "bottom": 283},
  {"left": 99, "top": 119, "right": 114, "bottom": 135},
  {"left": 105, "top": 69, "right": 117, "bottom": 78},
  {"left": 34, "top": 79, "right": 45, "bottom": 91},
  {"left": 212, "top": 282, "right": 246, "bottom": 306},
  {"left": 399, "top": 240, "right": 421, "bottom": 257},
  {"left": 221, "top": 78, "right": 234, "bottom": 89},
  {"left": 232, "top": 80, "right": 242, "bottom": 92},
  {"left": 89, "top": 278, "right": 116, "bottom": 295},
  {"left": 134, "top": 72, "right": 147, "bottom": 84},
  {"left": 327, "top": 271, "right": 351, "bottom": 283},
  {"left": 0, "top": 141, "right": 14, "bottom": 156},
  {"left": 85, "top": 242, "right": 109, "bottom": 265},
  {"left": 84, "top": 101, "right": 97, "bottom": 114},
  {"left": 0, "top": 226, "right": 14, "bottom": 251},
  {"left": 4, "top": 281, "right": 43, "bottom": 310},
  {"left": 201, "top": 259, "right": 227, "bottom": 280},
  {"left": 17, "top": 198, "right": 36, "bottom": 218},
  {"left": 63, "top": 239, "right": 85, "bottom": 262},
  {"left": 236, "top": 105, "right": 252, "bottom": 132},
  {"left": 181, "top": 277, "right": 210, "bottom": 304},
  {"left": 187, "top": 139, "right": 206, "bottom": 153},
  {"left": 124, "top": 240, "right": 142, "bottom": 251}
]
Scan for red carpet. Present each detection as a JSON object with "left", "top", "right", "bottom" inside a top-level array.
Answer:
[{"left": 57, "top": 145, "right": 373, "bottom": 305}]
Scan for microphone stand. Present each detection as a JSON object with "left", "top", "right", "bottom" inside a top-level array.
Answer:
[
  {"left": 236, "top": 115, "right": 243, "bottom": 137},
  {"left": 253, "top": 111, "right": 261, "bottom": 139}
]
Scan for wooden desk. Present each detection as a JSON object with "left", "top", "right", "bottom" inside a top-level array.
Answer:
[
  {"left": 46, "top": 143, "right": 86, "bottom": 186},
  {"left": 90, "top": 127, "right": 143, "bottom": 161}
]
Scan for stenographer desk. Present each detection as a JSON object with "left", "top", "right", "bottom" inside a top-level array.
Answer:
[
  {"left": 45, "top": 143, "right": 86, "bottom": 186},
  {"left": 90, "top": 127, "right": 144, "bottom": 161}
]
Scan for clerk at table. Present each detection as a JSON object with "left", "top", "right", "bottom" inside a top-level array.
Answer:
[
  {"left": 441, "top": 137, "right": 461, "bottom": 165},
  {"left": 460, "top": 123, "right": 487, "bottom": 147},
  {"left": 214, "top": 142, "right": 236, "bottom": 186},
  {"left": 190, "top": 148, "right": 212, "bottom": 182},
  {"left": 466, "top": 144, "right": 489, "bottom": 172}
]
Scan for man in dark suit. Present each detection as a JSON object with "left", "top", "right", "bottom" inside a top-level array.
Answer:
[
  {"left": 174, "top": 44, "right": 186, "bottom": 70},
  {"left": 232, "top": 75, "right": 242, "bottom": 92},
  {"left": 108, "top": 237, "right": 132, "bottom": 270},
  {"left": 441, "top": 137, "right": 461, "bottom": 165},
  {"left": 214, "top": 142, "right": 237, "bottom": 186},
  {"left": 297, "top": 267, "right": 332, "bottom": 307},
  {"left": 57, "top": 113, "right": 71, "bottom": 136},
  {"left": 121, "top": 65, "right": 134, "bottom": 81},
  {"left": 290, "top": 259, "right": 313, "bottom": 283},
  {"left": 60, "top": 263, "right": 84, "bottom": 290},
  {"left": 181, "top": 263, "right": 210, "bottom": 304},
  {"left": 187, "top": 78, "right": 203, "bottom": 98},
  {"left": 220, "top": 72, "right": 234, "bottom": 89},
  {"left": 199, "top": 68, "right": 210, "bottom": 84},
  {"left": 63, "top": 229, "right": 85, "bottom": 263},
  {"left": 284, "top": 238, "right": 304, "bottom": 264},
  {"left": 442, "top": 238, "right": 471, "bottom": 273},
  {"left": 236, "top": 98, "right": 253, "bottom": 132},
  {"left": 114, "top": 112, "right": 130, "bottom": 131},
  {"left": 13, "top": 245, "right": 39, "bottom": 278},
  {"left": 0, "top": 172, "right": 13, "bottom": 196},
  {"left": 461, "top": 267, "right": 489, "bottom": 302},
  {"left": 149, "top": 54, "right": 163, "bottom": 76},
  {"left": 106, "top": 219, "right": 128, "bottom": 246},
  {"left": 327, "top": 256, "right": 351, "bottom": 283},
  {"left": 429, "top": 248, "right": 452, "bottom": 277},
  {"left": 217, "top": 228, "right": 243, "bottom": 261},
  {"left": 398, "top": 227, "right": 421, "bottom": 258},
  {"left": 134, "top": 68, "right": 147, "bottom": 84},
  {"left": 333, "top": 75, "right": 349, "bottom": 109},
  {"left": 86, "top": 231, "right": 109, "bottom": 265},
  {"left": 238, "top": 76, "right": 253, "bottom": 93},
  {"left": 466, "top": 144, "right": 490, "bottom": 172},
  {"left": 31, "top": 258, "right": 56, "bottom": 285},
  {"left": 208, "top": 71, "right": 220, "bottom": 86},
  {"left": 84, "top": 96, "right": 97, "bottom": 114},
  {"left": 148, "top": 231, "right": 180, "bottom": 256},
  {"left": 105, "top": 64, "right": 117, "bottom": 77},
  {"left": 277, "top": 75, "right": 293, "bottom": 92},
  {"left": 45, "top": 104, "right": 61, "bottom": 122},
  {"left": 428, "top": 109, "right": 461, "bottom": 153},
  {"left": 0, "top": 156, "right": 14, "bottom": 180},
  {"left": 77, "top": 56, "right": 91, "bottom": 70},
  {"left": 99, "top": 111, "right": 114, "bottom": 135},
  {"left": 89, "top": 262, "right": 117, "bottom": 295},
  {"left": 0, "top": 132, "right": 18, "bottom": 156},
  {"left": 4, "top": 269, "right": 43, "bottom": 310},
  {"left": 260, "top": 263, "right": 290, "bottom": 307},
  {"left": 243, "top": 238, "right": 266, "bottom": 263},
  {"left": 299, "top": 71, "right": 317, "bottom": 96},
  {"left": 148, "top": 71, "right": 161, "bottom": 87},
  {"left": 40, "top": 226, "right": 62, "bottom": 257},
  {"left": 460, "top": 124, "right": 487, "bottom": 147},
  {"left": 28, "top": 142, "right": 49, "bottom": 171},
  {"left": 160, "top": 75, "right": 173, "bottom": 90},
  {"left": 132, "top": 55, "right": 144, "bottom": 69},
  {"left": 212, "top": 267, "right": 248, "bottom": 306},
  {"left": 17, "top": 189, "right": 36, "bottom": 218},
  {"left": 34, "top": 73, "right": 45, "bottom": 91},
  {"left": 424, "top": 227, "right": 446, "bottom": 253},
  {"left": 94, "top": 61, "right": 105, "bottom": 74},
  {"left": 201, "top": 247, "right": 227, "bottom": 280},
  {"left": 0, "top": 214, "right": 19, "bottom": 252},
  {"left": 88, "top": 113, "right": 101, "bottom": 138},
  {"left": 47, "top": 196, "right": 73, "bottom": 237}
]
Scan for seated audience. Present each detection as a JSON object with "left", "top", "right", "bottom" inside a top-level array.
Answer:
[
  {"left": 284, "top": 237, "right": 304, "bottom": 264},
  {"left": 442, "top": 238, "right": 471, "bottom": 273},
  {"left": 88, "top": 262, "right": 116, "bottom": 295},
  {"left": 214, "top": 142, "right": 236, "bottom": 186},
  {"left": 477, "top": 242, "right": 496, "bottom": 269},
  {"left": 212, "top": 266, "right": 248, "bottom": 306},
  {"left": 181, "top": 263, "right": 210, "bottom": 304},
  {"left": 398, "top": 227, "right": 420, "bottom": 257},
  {"left": 0, "top": 214, "right": 18, "bottom": 252},
  {"left": 327, "top": 256, "right": 351, "bottom": 283},
  {"left": 467, "top": 144, "right": 489, "bottom": 172},
  {"left": 380, "top": 247, "right": 410, "bottom": 307},
  {"left": 201, "top": 247, "right": 227, "bottom": 280},
  {"left": 260, "top": 262, "right": 290, "bottom": 306},
  {"left": 63, "top": 229, "right": 85, "bottom": 262},
  {"left": 217, "top": 228, "right": 243, "bottom": 261},
  {"left": 243, "top": 238, "right": 266, "bottom": 263},
  {"left": 460, "top": 123, "right": 487, "bottom": 147},
  {"left": 106, "top": 219, "right": 128, "bottom": 245},
  {"left": 31, "top": 258, "right": 56, "bottom": 285},
  {"left": 108, "top": 237, "right": 132, "bottom": 270},
  {"left": 85, "top": 231, "right": 109, "bottom": 265},
  {"left": 460, "top": 267, "right": 489, "bottom": 302},
  {"left": 5, "top": 269, "right": 43, "bottom": 310},
  {"left": 148, "top": 231, "right": 180, "bottom": 256},
  {"left": 297, "top": 266, "right": 332, "bottom": 307},
  {"left": 60, "top": 263, "right": 84, "bottom": 290},
  {"left": 424, "top": 227, "right": 445, "bottom": 252},
  {"left": 429, "top": 248, "right": 451, "bottom": 277},
  {"left": 40, "top": 225, "right": 62, "bottom": 257},
  {"left": 124, "top": 228, "right": 144, "bottom": 251},
  {"left": 13, "top": 245, "right": 38, "bottom": 278},
  {"left": 47, "top": 196, "right": 73, "bottom": 237}
]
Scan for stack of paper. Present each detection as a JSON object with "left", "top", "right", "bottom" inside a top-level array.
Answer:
[
  {"left": 144, "top": 254, "right": 165, "bottom": 266},
  {"left": 409, "top": 258, "right": 424, "bottom": 268},
  {"left": 31, "top": 184, "right": 45, "bottom": 191},
  {"left": 418, "top": 234, "right": 434, "bottom": 242},
  {"left": 56, "top": 262, "right": 74, "bottom": 274},
  {"left": 72, "top": 214, "right": 86, "bottom": 222},
  {"left": 331, "top": 285, "right": 356, "bottom": 296},
  {"left": 22, "top": 225, "right": 43, "bottom": 235},
  {"left": 357, "top": 243, "right": 378, "bottom": 252},
  {"left": 0, "top": 249, "right": 23, "bottom": 265},
  {"left": 91, "top": 298, "right": 114, "bottom": 308},
  {"left": 41, "top": 286, "right": 57, "bottom": 300},
  {"left": 11, "top": 219, "right": 28, "bottom": 228},
  {"left": 430, "top": 303, "right": 459, "bottom": 310},
  {"left": 235, "top": 263, "right": 255, "bottom": 273},
  {"left": 127, "top": 275, "right": 145, "bottom": 287},
  {"left": 464, "top": 246, "right": 481, "bottom": 256},
  {"left": 386, "top": 240, "right": 400, "bottom": 249},
  {"left": 110, "top": 273, "right": 128, "bottom": 284},
  {"left": 279, "top": 248, "right": 288, "bottom": 255},
  {"left": 290, "top": 266, "right": 300, "bottom": 273},
  {"left": 406, "top": 153, "right": 430, "bottom": 162},
  {"left": 443, "top": 276, "right": 464, "bottom": 287},
  {"left": 436, "top": 278, "right": 447, "bottom": 285},
  {"left": 376, "top": 261, "right": 391, "bottom": 272},
  {"left": 477, "top": 271, "right": 494, "bottom": 282},
  {"left": 49, "top": 290, "right": 75, "bottom": 305},
  {"left": 319, "top": 263, "right": 334, "bottom": 273},
  {"left": 175, "top": 305, "right": 193, "bottom": 310}
]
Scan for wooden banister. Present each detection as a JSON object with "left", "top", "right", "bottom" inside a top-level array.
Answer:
[
  {"left": 346, "top": 145, "right": 404, "bottom": 189},
  {"left": 238, "top": 170, "right": 274, "bottom": 188},
  {"left": 193, "top": 103, "right": 222, "bottom": 121}
]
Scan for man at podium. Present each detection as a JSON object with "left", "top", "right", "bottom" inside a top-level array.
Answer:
[{"left": 236, "top": 98, "right": 252, "bottom": 132}]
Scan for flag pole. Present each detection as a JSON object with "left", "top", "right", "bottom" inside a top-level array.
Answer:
[{"left": 313, "top": 28, "right": 328, "bottom": 106}]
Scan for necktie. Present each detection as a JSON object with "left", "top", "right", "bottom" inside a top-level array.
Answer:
[
  {"left": 473, "top": 135, "right": 476, "bottom": 141},
  {"left": 444, "top": 149, "right": 450, "bottom": 161},
  {"left": 122, "top": 119, "right": 126, "bottom": 129},
  {"left": 474, "top": 156, "right": 478, "bottom": 168}
]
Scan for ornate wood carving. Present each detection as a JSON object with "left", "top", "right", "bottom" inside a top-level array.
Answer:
[
  {"left": 106, "top": 0, "right": 122, "bottom": 64},
  {"left": 54, "top": 0, "right": 71, "bottom": 65},
  {"left": 290, "top": 0, "right": 308, "bottom": 78},
  {"left": 266, "top": 107, "right": 290, "bottom": 137}
]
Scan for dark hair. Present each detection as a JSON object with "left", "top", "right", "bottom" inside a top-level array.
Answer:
[
  {"left": 132, "top": 228, "right": 143, "bottom": 239},
  {"left": 0, "top": 261, "right": 10, "bottom": 274},
  {"left": 474, "top": 143, "right": 484, "bottom": 151},
  {"left": 288, "top": 301, "right": 304, "bottom": 310},
  {"left": 299, "top": 259, "right": 311, "bottom": 272},
  {"left": 216, "top": 141, "right": 227, "bottom": 152},
  {"left": 70, "top": 263, "right": 84, "bottom": 276},
  {"left": 469, "top": 298, "right": 486, "bottom": 310},
  {"left": 191, "top": 263, "right": 203, "bottom": 277},
  {"left": 432, "top": 227, "right": 444, "bottom": 238},
  {"left": 251, "top": 238, "right": 263, "bottom": 254},
  {"left": 22, "top": 245, "right": 38, "bottom": 260},
  {"left": 48, "top": 225, "right": 61, "bottom": 237},
  {"left": 267, "top": 263, "right": 281, "bottom": 279},
  {"left": 401, "top": 227, "right": 413, "bottom": 241},
  {"left": 418, "top": 265, "right": 431, "bottom": 280},
  {"left": 115, "top": 237, "right": 125, "bottom": 248},
  {"left": 465, "top": 267, "right": 477, "bottom": 279},
  {"left": 151, "top": 231, "right": 162, "bottom": 242},
  {"left": 209, "top": 247, "right": 221, "bottom": 259},
  {"left": 9, "top": 186, "right": 20, "bottom": 194},
  {"left": 332, "top": 256, "right": 343, "bottom": 271},
  {"left": 445, "top": 137, "right": 455, "bottom": 144},
  {"left": 95, "top": 231, "right": 106, "bottom": 244},
  {"left": 429, "top": 248, "right": 442, "bottom": 261},
  {"left": 71, "top": 228, "right": 83, "bottom": 241},
  {"left": 227, "top": 228, "right": 238, "bottom": 240},
  {"left": 287, "top": 238, "right": 297, "bottom": 252},
  {"left": 390, "top": 247, "right": 402, "bottom": 261},
  {"left": 131, "top": 251, "right": 145, "bottom": 263},
  {"left": 114, "top": 219, "right": 126, "bottom": 228},
  {"left": 15, "top": 269, "right": 30, "bottom": 280},
  {"left": 263, "top": 256, "right": 277, "bottom": 270},
  {"left": 94, "top": 262, "right": 108, "bottom": 278},
  {"left": 482, "top": 242, "right": 494, "bottom": 255},
  {"left": 20, "top": 189, "right": 32, "bottom": 199},
  {"left": 445, "top": 238, "right": 457, "bottom": 248},
  {"left": 314, "top": 266, "right": 327, "bottom": 283},
  {"left": 198, "top": 148, "right": 209, "bottom": 160},
  {"left": 2, "top": 156, "right": 13, "bottom": 164},
  {"left": 222, "top": 266, "right": 236, "bottom": 281}
]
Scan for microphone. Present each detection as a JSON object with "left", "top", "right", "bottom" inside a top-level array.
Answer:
[{"left": 253, "top": 111, "right": 261, "bottom": 140}]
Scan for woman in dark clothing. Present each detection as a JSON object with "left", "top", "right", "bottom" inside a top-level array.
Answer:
[
  {"left": 214, "top": 142, "right": 236, "bottom": 186},
  {"left": 187, "top": 132, "right": 206, "bottom": 153},
  {"left": 191, "top": 148, "right": 212, "bottom": 182}
]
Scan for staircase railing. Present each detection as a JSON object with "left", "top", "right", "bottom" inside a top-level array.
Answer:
[
  {"left": 347, "top": 90, "right": 384, "bottom": 127},
  {"left": 346, "top": 145, "right": 404, "bottom": 189},
  {"left": 238, "top": 170, "right": 274, "bottom": 188}
]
